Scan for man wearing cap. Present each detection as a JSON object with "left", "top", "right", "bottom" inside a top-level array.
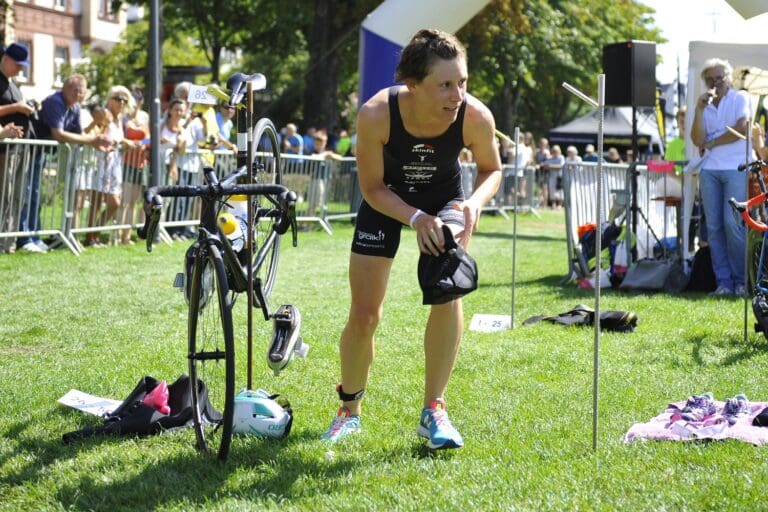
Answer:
[
  {"left": 0, "top": 43, "right": 34, "bottom": 253},
  {"left": 17, "top": 73, "right": 112, "bottom": 252}
]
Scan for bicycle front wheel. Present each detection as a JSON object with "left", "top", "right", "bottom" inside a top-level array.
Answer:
[
  {"left": 188, "top": 243, "right": 235, "bottom": 461},
  {"left": 249, "top": 117, "right": 282, "bottom": 299}
]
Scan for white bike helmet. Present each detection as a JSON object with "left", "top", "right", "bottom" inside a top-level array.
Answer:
[{"left": 232, "top": 389, "right": 293, "bottom": 439}]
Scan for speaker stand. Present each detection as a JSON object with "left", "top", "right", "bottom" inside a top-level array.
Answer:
[{"left": 628, "top": 105, "right": 664, "bottom": 261}]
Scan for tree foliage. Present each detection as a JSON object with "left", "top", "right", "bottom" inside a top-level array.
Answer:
[
  {"left": 460, "top": 0, "right": 664, "bottom": 137},
  {"left": 103, "top": 0, "right": 664, "bottom": 138},
  {"left": 159, "top": 0, "right": 277, "bottom": 84},
  {"left": 297, "top": 0, "right": 379, "bottom": 131},
  {"left": 69, "top": 20, "right": 208, "bottom": 104},
  {"left": 123, "top": 0, "right": 375, "bottom": 130}
]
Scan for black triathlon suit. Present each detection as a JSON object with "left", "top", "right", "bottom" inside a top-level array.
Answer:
[{"left": 352, "top": 86, "right": 467, "bottom": 258}]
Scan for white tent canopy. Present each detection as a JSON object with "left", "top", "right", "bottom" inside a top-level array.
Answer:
[
  {"left": 724, "top": 0, "right": 768, "bottom": 20},
  {"left": 682, "top": 41, "right": 768, "bottom": 261}
]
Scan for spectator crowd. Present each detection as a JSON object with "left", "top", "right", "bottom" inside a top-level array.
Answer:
[{"left": 0, "top": 42, "right": 355, "bottom": 253}]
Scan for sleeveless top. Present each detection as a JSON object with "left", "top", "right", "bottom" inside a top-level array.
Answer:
[
  {"left": 124, "top": 121, "right": 149, "bottom": 170},
  {"left": 383, "top": 87, "right": 466, "bottom": 207}
]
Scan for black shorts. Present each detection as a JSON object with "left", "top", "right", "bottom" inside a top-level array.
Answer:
[{"left": 351, "top": 196, "right": 465, "bottom": 258}]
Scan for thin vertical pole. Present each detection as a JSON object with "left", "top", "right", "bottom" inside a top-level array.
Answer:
[
  {"left": 246, "top": 81, "right": 254, "bottom": 391},
  {"left": 745, "top": 115, "right": 753, "bottom": 342},
  {"left": 593, "top": 74, "right": 606, "bottom": 452},
  {"left": 511, "top": 126, "right": 520, "bottom": 328},
  {"left": 148, "top": 0, "right": 161, "bottom": 188}
]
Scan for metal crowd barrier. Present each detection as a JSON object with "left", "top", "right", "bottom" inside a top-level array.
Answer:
[
  {"left": 142, "top": 151, "right": 361, "bottom": 238},
  {"left": 0, "top": 139, "right": 78, "bottom": 254},
  {"left": 634, "top": 162, "right": 682, "bottom": 260},
  {"left": 1, "top": 140, "right": 541, "bottom": 256},
  {"left": 64, "top": 143, "right": 153, "bottom": 251},
  {"left": 460, "top": 163, "right": 538, "bottom": 217},
  {"left": 562, "top": 161, "right": 682, "bottom": 282},
  {"left": 0, "top": 141, "right": 367, "bottom": 254}
]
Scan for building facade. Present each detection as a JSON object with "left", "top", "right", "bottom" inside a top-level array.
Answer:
[{"left": 2, "top": 0, "right": 128, "bottom": 102}]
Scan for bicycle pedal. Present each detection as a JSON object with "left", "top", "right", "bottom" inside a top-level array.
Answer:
[
  {"left": 267, "top": 304, "right": 302, "bottom": 376},
  {"left": 173, "top": 272, "right": 185, "bottom": 290}
]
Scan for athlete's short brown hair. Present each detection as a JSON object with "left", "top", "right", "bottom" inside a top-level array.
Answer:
[{"left": 394, "top": 28, "right": 466, "bottom": 84}]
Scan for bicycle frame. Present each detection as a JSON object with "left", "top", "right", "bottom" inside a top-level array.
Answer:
[
  {"left": 730, "top": 159, "right": 768, "bottom": 293},
  {"left": 207, "top": 168, "right": 288, "bottom": 320},
  {"left": 137, "top": 73, "right": 301, "bottom": 460},
  {"left": 729, "top": 159, "right": 768, "bottom": 232}
]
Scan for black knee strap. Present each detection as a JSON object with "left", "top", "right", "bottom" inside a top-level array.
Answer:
[{"left": 336, "top": 384, "right": 364, "bottom": 402}]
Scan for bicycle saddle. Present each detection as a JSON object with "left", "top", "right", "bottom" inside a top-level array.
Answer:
[{"left": 225, "top": 72, "right": 267, "bottom": 106}]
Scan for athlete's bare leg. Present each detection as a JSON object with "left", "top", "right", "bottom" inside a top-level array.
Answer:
[
  {"left": 339, "top": 252, "right": 393, "bottom": 415},
  {"left": 423, "top": 298, "right": 463, "bottom": 407}
]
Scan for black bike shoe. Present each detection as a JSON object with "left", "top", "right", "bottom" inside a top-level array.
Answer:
[{"left": 267, "top": 304, "right": 306, "bottom": 375}]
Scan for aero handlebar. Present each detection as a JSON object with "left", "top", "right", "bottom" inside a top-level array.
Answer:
[{"left": 137, "top": 168, "right": 297, "bottom": 252}]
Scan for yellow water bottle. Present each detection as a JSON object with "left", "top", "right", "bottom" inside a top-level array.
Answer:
[
  {"left": 228, "top": 194, "right": 248, "bottom": 218},
  {"left": 218, "top": 212, "right": 245, "bottom": 251}
]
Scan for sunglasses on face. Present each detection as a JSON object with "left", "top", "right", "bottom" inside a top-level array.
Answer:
[
  {"left": 112, "top": 96, "right": 129, "bottom": 103},
  {"left": 704, "top": 75, "right": 724, "bottom": 85}
]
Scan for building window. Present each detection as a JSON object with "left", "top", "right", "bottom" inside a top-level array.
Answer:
[
  {"left": 55, "top": 0, "right": 67, "bottom": 10},
  {"left": 54, "top": 46, "right": 69, "bottom": 86},
  {"left": 16, "top": 40, "right": 32, "bottom": 84},
  {"left": 99, "top": 0, "right": 118, "bottom": 21}
]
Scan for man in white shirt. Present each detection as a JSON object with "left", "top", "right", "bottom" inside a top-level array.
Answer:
[{"left": 690, "top": 58, "right": 752, "bottom": 297}]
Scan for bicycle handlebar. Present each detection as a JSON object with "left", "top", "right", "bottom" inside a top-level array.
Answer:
[
  {"left": 729, "top": 159, "right": 768, "bottom": 232},
  {"left": 137, "top": 173, "right": 298, "bottom": 252}
]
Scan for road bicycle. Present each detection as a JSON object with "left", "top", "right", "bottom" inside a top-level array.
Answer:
[
  {"left": 729, "top": 159, "right": 768, "bottom": 339},
  {"left": 138, "top": 73, "right": 304, "bottom": 460}
]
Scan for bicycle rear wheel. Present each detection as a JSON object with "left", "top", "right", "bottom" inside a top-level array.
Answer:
[
  {"left": 188, "top": 243, "right": 235, "bottom": 461},
  {"left": 249, "top": 117, "right": 282, "bottom": 299}
]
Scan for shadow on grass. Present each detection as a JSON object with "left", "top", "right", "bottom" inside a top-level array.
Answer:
[
  {"left": 687, "top": 332, "right": 768, "bottom": 367},
  {"left": 473, "top": 231, "right": 565, "bottom": 243},
  {"left": 409, "top": 441, "right": 462, "bottom": 460},
  {"left": 2, "top": 407, "right": 363, "bottom": 510},
  {"left": 483, "top": 271, "right": 755, "bottom": 305},
  {"left": 0, "top": 410, "right": 105, "bottom": 485},
  {"left": 481, "top": 273, "right": 565, "bottom": 289},
  {"left": 52, "top": 429, "right": 361, "bottom": 510}
]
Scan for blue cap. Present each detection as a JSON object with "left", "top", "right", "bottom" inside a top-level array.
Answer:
[{"left": 4, "top": 43, "right": 29, "bottom": 67}]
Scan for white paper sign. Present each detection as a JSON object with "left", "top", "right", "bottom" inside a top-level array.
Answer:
[
  {"left": 187, "top": 84, "right": 218, "bottom": 105},
  {"left": 58, "top": 389, "right": 122, "bottom": 416},
  {"left": 469, "top": 314, "right": 511, "bottom": 332}
]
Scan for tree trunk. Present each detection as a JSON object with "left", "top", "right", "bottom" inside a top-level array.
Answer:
[
  {"left": 0, "top": 2, "right": 6, "bottom": 45},
  {"left": 498, "top": 80, "right": 514, "bottom": 136},
  {"left": 302, "top": 0, "right": 340, "bottom": 131},
  {"left": 211, "top": 45, "right": 221, "bottom": 84}
]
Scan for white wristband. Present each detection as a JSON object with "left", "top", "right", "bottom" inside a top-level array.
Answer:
[{"left": 408, "top": 209, "right": 425, "bottom": 228}]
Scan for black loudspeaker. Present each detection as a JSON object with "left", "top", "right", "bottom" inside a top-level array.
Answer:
[{"left": 602, "top": 41, "right": 656, "bottom": 107}]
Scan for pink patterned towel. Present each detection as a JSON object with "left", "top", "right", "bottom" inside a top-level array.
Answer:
[{"left": 624, "top": 400, "right": 768, "bottom": 445}]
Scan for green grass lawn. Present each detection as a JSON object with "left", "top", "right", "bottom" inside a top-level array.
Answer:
[{"left": 2, "top": 210, "right": 768, "bottom": 511}]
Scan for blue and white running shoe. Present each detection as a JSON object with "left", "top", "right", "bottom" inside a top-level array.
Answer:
[
  {"left": 417, "top": 399, "right": 464, "bottom": 450},
  {"left": 321, "top": 406, "right": 361, "bottom": 443},
  {"left": 679, "top": 392, "right": 716, "bottom": 422},
  {"left": 722, "top": 394, "right": 750, "bottom": 425}
]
